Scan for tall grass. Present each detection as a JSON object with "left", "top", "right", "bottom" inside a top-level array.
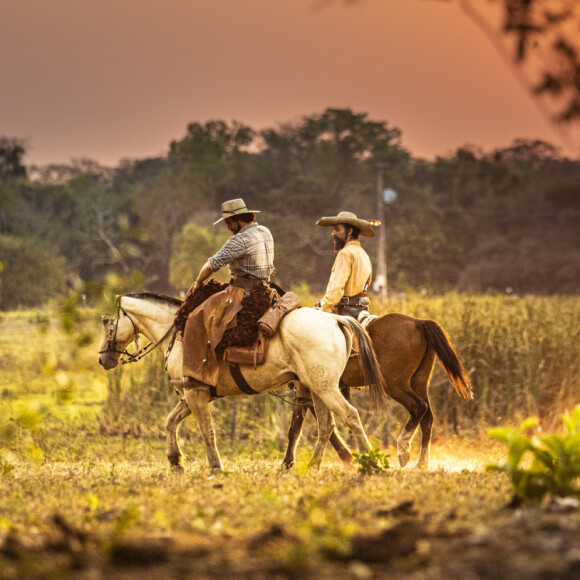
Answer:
[{"left": 2, "top": 292, "right": 578, "bottom": 462}]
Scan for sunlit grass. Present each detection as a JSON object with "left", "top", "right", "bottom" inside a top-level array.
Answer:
[
  {"left": 2, "top": 436, "right": 511, "bottom": 540},
  {"left": 427, "top": 434, "right": 507, "bottom": 472}
]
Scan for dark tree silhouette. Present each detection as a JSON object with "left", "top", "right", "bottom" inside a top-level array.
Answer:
[{"left": 0, "top": 138, "right": 27, "bottom": 180}]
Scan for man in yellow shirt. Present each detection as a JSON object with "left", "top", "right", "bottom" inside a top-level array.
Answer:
[
  {"left": 316, "top": 211, "right": 376, "bottom": 318},
  {"left": 292, "top": 210, "right": 378, "bottom": 409}
]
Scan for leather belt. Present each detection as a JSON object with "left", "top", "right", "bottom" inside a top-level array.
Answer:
[
  {"left": 231, "top": 276, "right": 266, "bottom": 292},
  {"left": 338, "top": 291, "right": 369, "bottom": 307}
]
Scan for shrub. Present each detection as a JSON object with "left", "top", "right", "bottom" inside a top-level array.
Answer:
[
  {"left": 352, "top": 448, "right": 390, "bottom": 475},
  {"left": 0, "top": 235, "right": 67, "bottom": 310},
  {"left": 486, "top": 405, "right": 580, "bottom": 502}
]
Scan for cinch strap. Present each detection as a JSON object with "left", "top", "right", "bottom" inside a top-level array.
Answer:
[{"left": 229, "top": 365, "right": 260, "bottom": 395}]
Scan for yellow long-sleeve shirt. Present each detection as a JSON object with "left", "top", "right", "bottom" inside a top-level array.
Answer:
[{"left": 320, "top": 240, "right": 372, "bottom": 313}]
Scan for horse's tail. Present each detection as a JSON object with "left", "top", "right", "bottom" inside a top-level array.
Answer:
[
  {"left": 418, "top": 319, "right": 473, "bottom": 400},
  {"left": 337, "top": 317, "right": 387, "bottom": 409}
]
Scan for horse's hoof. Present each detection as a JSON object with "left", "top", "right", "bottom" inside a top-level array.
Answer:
[
  {"left": 398, "top": 451, "right": 410, "bottom": 467},
  {"left": 170, "top": 464, "right": 184, "bottom": 473},
  {"left": 281, "top": 461, "right": 295, "bottom": 470}
]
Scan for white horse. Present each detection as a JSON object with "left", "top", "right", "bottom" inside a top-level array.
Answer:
[{"left": 98, "top": 292, "right": 385, "bottom": 470}]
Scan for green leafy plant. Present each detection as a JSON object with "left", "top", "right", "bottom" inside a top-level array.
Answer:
[
  {"left": 352, "top": 448, "right": 390, "bottom": 475},
  {"left": 487, "top": 405, "right": 580, "bottom": 502}
]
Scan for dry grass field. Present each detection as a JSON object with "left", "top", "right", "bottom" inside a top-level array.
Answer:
[{"left": 0, "top": 293, "right": 579, "bottom": 578}]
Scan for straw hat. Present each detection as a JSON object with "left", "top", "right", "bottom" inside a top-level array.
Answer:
[
  {"left": 316, "top": 211, "right": 376, "bottom": 237},
  {"left": 213, "top": 198, "right": 260, "bottom": 225}
]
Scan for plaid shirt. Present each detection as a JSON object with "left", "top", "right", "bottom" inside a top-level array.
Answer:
[{"left": 208, "top": 222, "right": 275, "bottom": 280}]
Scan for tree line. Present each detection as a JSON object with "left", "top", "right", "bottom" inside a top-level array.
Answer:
[{"left": 0, "top": 108, "right": 578, "bottom": 310}]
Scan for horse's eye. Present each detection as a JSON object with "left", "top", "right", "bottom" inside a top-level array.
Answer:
[{"left": 102, "top": 315, "right": 110, "bottom": 325}]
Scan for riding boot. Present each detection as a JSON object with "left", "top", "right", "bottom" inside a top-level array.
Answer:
[
  {"left": 357, "top": 310, "right": 377, "bottom": 328},
  {"left": 170, "top": 376, "right": 203, "bottom": 390}
]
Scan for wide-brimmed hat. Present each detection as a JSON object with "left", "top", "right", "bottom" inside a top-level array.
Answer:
[
  {"left": 213, "top": 198, "right": 260, "bottom": 225},
  {"left": 316, "top": 211, "right": 376, "bottom": 237}
]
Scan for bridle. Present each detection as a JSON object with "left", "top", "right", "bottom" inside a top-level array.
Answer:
[{"left": 99, "top": 297, "right": 177, "bottom": 366}]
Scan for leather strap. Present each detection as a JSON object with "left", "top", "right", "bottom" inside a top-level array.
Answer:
[
  {"left": 231, "top": 276, "right": 266, "bottom": 292},
  {"left": 229, "top": 364, "right": 260, "bottom": 395},
  {"left": 338, "top": 293, "right": 369, "bottom": 306}
]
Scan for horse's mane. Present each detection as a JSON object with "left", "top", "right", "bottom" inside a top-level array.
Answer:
[{"left": 122, "top": 292, "right": 182, "bottom": 308}]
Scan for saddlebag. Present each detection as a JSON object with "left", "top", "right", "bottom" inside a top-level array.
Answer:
[{"left": 257, "top": 292, "right": 301, "bottom": 337}]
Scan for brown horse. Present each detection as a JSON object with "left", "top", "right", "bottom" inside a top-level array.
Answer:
[{"left": 282, "top": 312, "right": 473, "bottom": 469}]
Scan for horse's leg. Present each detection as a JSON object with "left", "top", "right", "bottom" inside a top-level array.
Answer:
[
  {"left": 306, "top": 402, "right": 354, "bottom": 465},
  {"left": 308, "top": 393, "right": 336, "bottom": 469},
  {"left": 314, "top": 389, "right": 372, "bottom": 454},
  {"left": 388, "top": 383, "right": 429, "bottom": 468},
  {"left": 282, "top": 402, "right": 308, "bottom": 469},
  {"left": 165, "top": 399, "right": 192, "bottom": 470},
  {"left": 410, "top": 350, "right": 437, "bottom": 469},
  {"left": 183, "top": 386, "right": 223, "bottom": 470},
  {"left": 282, "top": 395, "right": 353, "bottom": 469},
  {"left": 329, "top": 424, "right": 354, "bottom": 464},
  {"left": 329, "top": 386, "right": 354, "bottom": 464}
]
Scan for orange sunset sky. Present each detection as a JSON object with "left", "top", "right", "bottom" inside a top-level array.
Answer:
[{"left": 2, "top": 0, "right": 579, "bottom": 166}]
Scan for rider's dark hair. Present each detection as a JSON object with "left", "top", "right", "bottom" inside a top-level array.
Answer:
[
  {"left": 237, "top": 212, "right": 255, "bottom": 224},
  {"left": 345, "top": 224, "right": 361, "bottom": 240}
]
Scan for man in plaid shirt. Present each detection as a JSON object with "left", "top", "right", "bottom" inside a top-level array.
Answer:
[
  {"left": 189, "top": 198, "right": 274, "bottom": 295},
  {"left": 177, "top": 198, "right": 275, "bottom": 388}
]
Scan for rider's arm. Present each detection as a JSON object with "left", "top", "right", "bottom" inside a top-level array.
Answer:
[
  {"left": 208, "top": 233, "right": 247, "bottom": 270},
  {"left": 188, "top": 233, "right": 244, "bottom": 294},
  {"left": 189, "top": 261, "right": 214, "bottom": 294}
]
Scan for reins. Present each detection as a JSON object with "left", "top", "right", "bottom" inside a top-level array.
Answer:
[
  {"left": 269, "top": 389, "right": 311, "bottom": 407},
  {"left": 121, "top": 320, "right": 177, "bottom": 365}
]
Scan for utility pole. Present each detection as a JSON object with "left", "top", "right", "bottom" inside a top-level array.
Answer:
[{"left": 373, "top": 162, "right": 389, "bottom": 300}]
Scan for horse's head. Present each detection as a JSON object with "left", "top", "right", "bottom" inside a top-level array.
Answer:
[
  {"left": 98, "top": 293, "right": 181, "bottom": 370},
  {"left": 98, "top": 308, "right": 138, "bottom": 370}
]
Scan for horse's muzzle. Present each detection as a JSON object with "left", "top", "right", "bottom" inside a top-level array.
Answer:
[{"left": 98, "top": 353, "right": 119, "bottom": 370}]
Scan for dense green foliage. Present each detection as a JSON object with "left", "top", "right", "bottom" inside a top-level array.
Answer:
[
  {"left": 487, "top": 407, "right": 580, "bottom": 502},
  {"left": 1, "top": 108, "right": 579, "bottom": 309}
]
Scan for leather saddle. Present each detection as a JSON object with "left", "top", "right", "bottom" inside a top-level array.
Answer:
[{"left": 180, "top": 281, "right": 299, "bottom": 384}]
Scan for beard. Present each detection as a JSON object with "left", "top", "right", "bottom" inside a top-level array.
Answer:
[{"left": 332, "top": 235, "right": 346, "bottom": 252}]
